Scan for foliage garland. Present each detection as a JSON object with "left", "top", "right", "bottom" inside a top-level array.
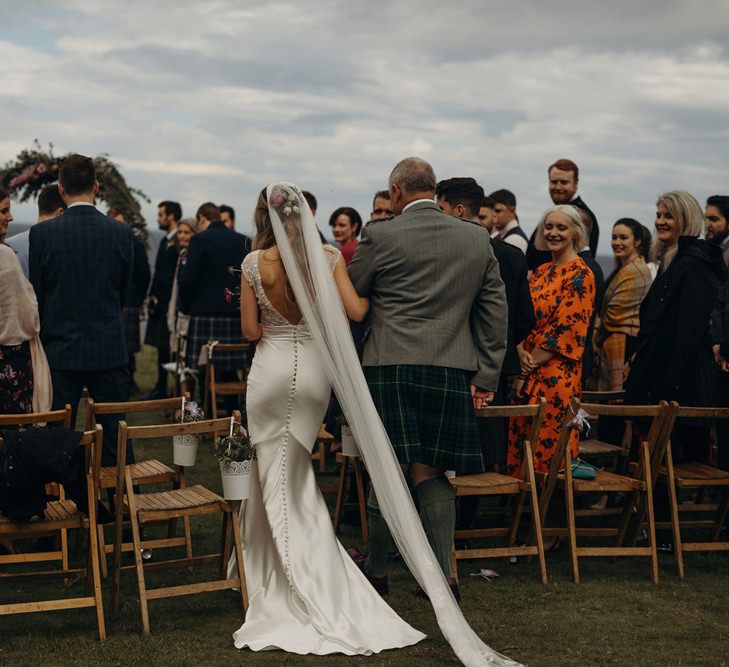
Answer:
[{"left": 0, "top": 140, "right": 150, "bottom": 241}]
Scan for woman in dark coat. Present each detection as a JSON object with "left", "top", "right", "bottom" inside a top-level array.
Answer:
[{"left": 626, "top": 190, "right": 726, "bottom": 463}]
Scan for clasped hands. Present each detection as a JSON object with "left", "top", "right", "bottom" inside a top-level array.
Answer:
[{"left": 470, "top": 385, "right": 494, "bottom": 411}]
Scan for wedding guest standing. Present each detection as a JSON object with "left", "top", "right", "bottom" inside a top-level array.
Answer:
[
  {"left": 370, "top": 190, "right": 394, "bottom": 221},
  {"left": 29, "top": 154, "right": 134, "bottom": 467},
  {"left": 626, "top": 191, "right": 726, "bottom": 462},
  {"left": 108, "top": 207, "right": 151, "bottom": 394},
  {"left": 219, "top": 204, "right": 236, "bottom": 230},
  {"left": 594, "top": 219, "right": 653, "bottom": 391},
  {"left": 488, "top": 189, "right": 528, "bottom": 254},
  {"left": 145, "top": 200, "right": 181, "bottom": 399},
  {"left": 178, "top": 203, "right": 248, "bottom": 411},
  {"left": 704, "top": 195, "right": 729, "bottom": 266},
  {"left": 166, "top": 218, "right": 197, "bottom": 357},
  {"left": 1, "top": 238, "right": 52, "bottom": 415},
  {"left": 6, "top": 185, "right": 66, "bottom": 278},
  {"left": 0, "top": 187, "right": 13, "bottom": 242},
  {"left": 478, "top": 196, "right": 496, "bottom": 232},
  {"left": 526, "top": 159, "right": 600, "bottom": 272},
  {"left": 576, "top": 209, "right": 605, "bottom": 386},
  {"left": 328, "top": 206, "right": 362, "bottom": 265},
  {"left": 507, "top": 205, "right": 595, "bottom": 476},
  {"left": 709, "top": 196, "right": 729, "bottom": 484},
  {"left": 435, "top": 176, "right": 534, "bottom": 539}
]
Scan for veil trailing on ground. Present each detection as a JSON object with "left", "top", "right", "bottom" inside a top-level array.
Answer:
[{"left": 266, "top": 182, "right": 520, "bottom": 667}]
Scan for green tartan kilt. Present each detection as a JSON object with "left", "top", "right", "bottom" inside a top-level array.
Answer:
[{"left": 364, "top": 365, "right": 484, "bottom": 473}]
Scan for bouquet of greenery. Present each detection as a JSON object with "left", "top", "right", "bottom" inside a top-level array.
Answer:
[{"left": 215, "top": 424, "right": 256, "bottom": 469}]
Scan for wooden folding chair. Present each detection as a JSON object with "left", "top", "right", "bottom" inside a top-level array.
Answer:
[
  {"left": 540, "top": 399, "right": 676, "bottom": 584},
  {"left": 449, "top": 398, "right": 548, "bottom": 584},
  {"left": 110, "top": 414, "right": 247, "bottom": 634},
  {"left": 577, "top": 390, "right": 630, "bottom": 467},
  {"left": 204, "top": 341, "right": 249, "bottom": 418},
  {"left": 85, "top": 395, "right": 191, "bottom": 577},
  {"left": 0, "top": 425, "right": 106, "bottom": 639},
  {"left": 658, "top": 406, "right": 729, "bottom": 578},
  {"left": 333, "top": 452, "right": 369, "bottom": 542},
  {"left": 0, "top": 407, "right": 74, "bottom": 576}
]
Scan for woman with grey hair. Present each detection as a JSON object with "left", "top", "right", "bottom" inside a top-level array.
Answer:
[
  {"left": 626, "top": 191, "right": 725, "bottom": 452},
  {"left": 507, "top": 205, "right": 595, "bottom": 477},
  {"left": 625, "top": 191, "right": 726, "bottom": 550}
]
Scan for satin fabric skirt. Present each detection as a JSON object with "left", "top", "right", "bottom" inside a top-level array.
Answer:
[{"left": 229, "top": 325, "right": 425, "bottom": 655}]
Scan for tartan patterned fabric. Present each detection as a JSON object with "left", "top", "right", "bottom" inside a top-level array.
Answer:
[
  {"left": 144, "top": 311, "right": 170, "bottom": 349},
  {"left": 185, "top": 314, "right": 246, "bottom": 370},
  {"left": 122, "top": 306, "right": 141, "bottom": 354},
  {"left": 597, "top": 332, "right": 626, "bottom": 391},
  {"left": 364, "top": 365, "right": 484, "bottom": 473},
  {"left": 596, "top": 257, "right": 653, "bottom": 341}
]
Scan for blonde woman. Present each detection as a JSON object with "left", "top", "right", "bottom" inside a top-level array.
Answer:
[
  {"left": 507, "top": 205, "right": 595, "bottom": 476},
  {"left": 626, "top": 191, "right": 726, "bottom": 460}
]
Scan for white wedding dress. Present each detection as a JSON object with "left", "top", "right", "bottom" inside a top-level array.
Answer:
[{"left": 228, "top": 246, "right": 425, "bottom": 655}]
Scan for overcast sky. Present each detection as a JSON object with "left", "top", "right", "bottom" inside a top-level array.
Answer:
[{"left": 3, "top": 0, "right": 729, "bottom": 254}]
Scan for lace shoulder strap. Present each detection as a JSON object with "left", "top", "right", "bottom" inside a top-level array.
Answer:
[
  {"left": 241, "top": 250, "right": 259, "bottom": 287},
  {"left": 322, "top": 244, "right": 341, "bottom": 272}
]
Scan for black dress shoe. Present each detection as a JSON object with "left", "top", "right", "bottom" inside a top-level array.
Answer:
[{"left": 346, "top": 548, "right": 389, "bottom": 595}]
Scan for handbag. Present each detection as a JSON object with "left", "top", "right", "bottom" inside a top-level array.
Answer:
[{"left": 570, "top": 457, "right": 598, "bottom": 480}]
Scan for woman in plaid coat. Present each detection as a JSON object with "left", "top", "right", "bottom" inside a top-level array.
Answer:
[{"left": 594, "top": 218, "right": 653, "bottom": 391}]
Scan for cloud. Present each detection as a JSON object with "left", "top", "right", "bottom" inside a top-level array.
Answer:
[{"left": 3, "top": 0, "right": 729, "bottom": 249}]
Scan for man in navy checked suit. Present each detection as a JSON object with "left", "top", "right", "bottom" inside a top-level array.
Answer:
[{"left": 29, "top": 154, "right": 135, "bottom": 467}]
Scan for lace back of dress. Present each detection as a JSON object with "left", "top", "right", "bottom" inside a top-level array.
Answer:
[{"left": 266, "top": 182, "right": 521, "bottom": 667}]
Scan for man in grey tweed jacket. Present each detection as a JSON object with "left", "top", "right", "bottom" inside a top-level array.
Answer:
[{"left": 349, "top": 157, "right": 507, "bottom": 595}]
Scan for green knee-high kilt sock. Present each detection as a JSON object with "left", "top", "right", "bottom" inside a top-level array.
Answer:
[
  {"left": 365, "top": 486, "right": 392, "bottom": 578},
  {"left": 416, "top": 475, "right": 456, "bottom": 578}
]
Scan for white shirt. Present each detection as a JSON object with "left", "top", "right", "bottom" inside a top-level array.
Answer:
[
  {"left": 494, "top": 219, "right": 528, "bottom": 254},
  {"left": 403, "top": 199, "right": 436, "bottom": 213},
  {"left": 67, "top": 201, "right": 96, "bottom": 209}
]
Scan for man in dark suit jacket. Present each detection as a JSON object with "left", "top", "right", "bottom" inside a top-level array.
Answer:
[
  {"left": 178, "top": 202, "right": 249, "bottom": 411},
  {"left": 107, "top": 207, "right": 151, "bottom": 393},
  {"left": 29, "top": 154, "right": 134, "bottom": 467},
  {"left": 577, "top": 211, "right": 605, "bottom": 386},
  {"left": 145, "top": 200, "right": 181, "bottom": 398},
  {"left": 436, "top": 178, "right": 535, "bottom": 463},
  {"left": 527, "top": 158, "right": 600, "bottom": 272}
]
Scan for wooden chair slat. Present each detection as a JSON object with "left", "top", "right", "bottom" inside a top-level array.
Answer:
[
  {"left": 539, "top": 399, "right": 675, "bottom": 584},
  {"left": 451, "top": 397, "right": 548, "bottom": 585},
  {"left": 0, "top": 424, "right": 105, "bottom": 639}
]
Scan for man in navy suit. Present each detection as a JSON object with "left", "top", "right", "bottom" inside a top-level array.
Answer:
[
  {"left": 178, "top": 202, "right": 249, "bottom": 413},
  {"left": 29, "top": 154, "right": 135, "bottom": 467}
]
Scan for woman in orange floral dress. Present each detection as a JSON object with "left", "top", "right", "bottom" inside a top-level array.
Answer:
[{"left": 507, "top": 205, "right": 595, "bottom": 476}]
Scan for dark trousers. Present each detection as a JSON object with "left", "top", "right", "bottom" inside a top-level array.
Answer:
[
  {"left": 155, "top": 346, "right": 171, "bottom": 396},
  {"left": 716, "top": 371, "right": 729, "bottom": 472},
  {"left": 457, "top": 373, "right": 509, "bottom": 531},
  {"left": 51, "top": 365, "right": 133, "bottom": 467}
]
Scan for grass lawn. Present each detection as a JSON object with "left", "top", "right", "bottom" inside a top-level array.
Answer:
[{"left": 2, "top": 346, "right": 729, "bottom": 666}]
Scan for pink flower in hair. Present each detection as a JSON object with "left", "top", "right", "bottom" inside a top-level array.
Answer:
[{"left": 269, "top": 188, "right": 285, "bottom": 208}]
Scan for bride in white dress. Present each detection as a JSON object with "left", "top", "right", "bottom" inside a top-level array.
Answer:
[{"left": 229, "top": 184, "right": 519, "bottom": 666}]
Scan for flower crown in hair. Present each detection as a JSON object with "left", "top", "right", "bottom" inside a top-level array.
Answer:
[{"left": 269, "top": 185, "right": 300, "bottom": 217}]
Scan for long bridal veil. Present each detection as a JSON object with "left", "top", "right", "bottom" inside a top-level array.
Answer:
[{"left": 265, "top": 183, "right": 520, "bottom": 667}]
